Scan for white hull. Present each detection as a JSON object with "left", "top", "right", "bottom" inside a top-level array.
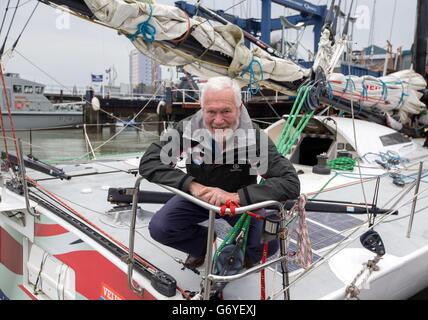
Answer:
[{"left": 1, "top": 116, "right": 428, "bottom": 300}]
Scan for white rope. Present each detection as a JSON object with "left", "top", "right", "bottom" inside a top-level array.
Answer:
[
  {"left": 76, "top": 86, "right": 162, "bottom": 160},
  {"left": 83, "top": 124, "right": 97, "bottom": 159}
]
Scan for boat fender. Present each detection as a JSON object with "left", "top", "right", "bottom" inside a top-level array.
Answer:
[
  {"left": 156, "top": 100, "right": 166, "bottom": 115},
  {"left": 91, "top": 97, "right": 100, "bottom": 111},
  {"left": 150, "top": 271, "right": 177, "bottom": 298}
]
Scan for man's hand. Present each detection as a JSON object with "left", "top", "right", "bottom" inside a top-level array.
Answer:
[{"left": 189, "top": 182, "right": 240, "bottom": 206}]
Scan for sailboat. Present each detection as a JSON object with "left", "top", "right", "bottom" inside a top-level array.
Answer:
[{"left": 0, "top": 0, "right": 427, "bottom": 300}]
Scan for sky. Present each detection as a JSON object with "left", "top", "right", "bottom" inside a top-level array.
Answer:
[{"left": 0, "top": 0, "right": 418, "bottom": 88}]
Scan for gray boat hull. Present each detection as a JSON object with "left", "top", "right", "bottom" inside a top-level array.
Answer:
[{"left": 1, "top": 111, "right": 83, "bottom": 130}]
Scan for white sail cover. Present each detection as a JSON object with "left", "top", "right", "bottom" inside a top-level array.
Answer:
[
  {"left": 82, "top": 0, "right": 426, "bottom": 125},
  {"left": 327, "top": 70, "right": 427, "bottom": 124},
  {"left": 82, "top": 0, "right": 310, "bottom": 92}
]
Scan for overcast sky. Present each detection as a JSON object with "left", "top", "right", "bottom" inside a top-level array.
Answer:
[{"left": 0, "top": 0, "right": 418, "bottom": 88}]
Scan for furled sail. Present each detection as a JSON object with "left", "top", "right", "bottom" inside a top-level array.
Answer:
[
  {"left": 81, "top": 0, "right": 310, "bottom": 94},
  {"left": 42, "top": 0, "right": 427, "bottom": 126}
]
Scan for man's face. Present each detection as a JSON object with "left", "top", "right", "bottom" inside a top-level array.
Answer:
[{"left": 202, "top": 87, "right": 241, "bottom": 135}]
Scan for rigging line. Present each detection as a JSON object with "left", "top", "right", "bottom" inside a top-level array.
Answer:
[
  {"left": 382, "top": 194, "right": 428, "bottom": 224},
  {"left": 258, "top": 90, "right": 282, "bottom": 119},
  {"left": 14, "top": 49, "right": 67, "bottom": 88},
  {"left": 388, "top": 0, "right": 397, "bottom": 43},
  {"left": 11, "top": 0, "right": 39, "bottom": 52},
  {"left": 269, "top": 186, "right": 422, "bottom": 300},
  {"left": 0, "top": 62, "right": 19, "bottom": 161},
  {"left": 76, "top": 86, "right": 162, "bottom": 160},
  {"left": 367, "top": 0, "right": 376, "bottom": 53},
  {"left": 9, "top": 0, "right": 34, "bottom": 9},
  {"left": 274, "top": 178, "right": 428, "bottom": 297},
  {"left": 27, "top": 184, "right": 160, "bottom": 270},
  {"left": 134, "top": 227, "right": 184, "bottom": 266},
  {"left": 0, "top": 0, "right": 12, "bottom": 38},
  {"left": 97, "top": 108, "right": 162, "bottom": 138},
  {"left": 345, "top": 37, "right": 371, "bottom": 222},
  {"left": 0, "top": 0, "right": 20, "bottom": 56},
  {"left": 192, "top": 0, "right": 249, "bottom": 36},
  {"left": 4, "top": 135, "right": 44, "bottom": 150}
]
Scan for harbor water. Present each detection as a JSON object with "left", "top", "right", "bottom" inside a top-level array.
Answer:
[{"left": 4, "top": 123, "right": 428, "bottom": 300}]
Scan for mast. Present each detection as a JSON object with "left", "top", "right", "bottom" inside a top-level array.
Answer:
[{"left": 413, "top": 0, "right": 428, "bottom": 77}]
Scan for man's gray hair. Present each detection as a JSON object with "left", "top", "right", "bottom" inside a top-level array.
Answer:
[{"left": 200, "top": 76, "right": 242, "bottom": 109}]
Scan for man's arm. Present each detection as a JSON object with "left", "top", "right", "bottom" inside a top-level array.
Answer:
[
  {"left": 237, "top": 133, "right": 300, "bottom": 206},
  {"left": 139, "top": 124, "right": 195, "bottom": 193},
  {"left": 189, "top": 181, "right": 240, "bottom": 206}
]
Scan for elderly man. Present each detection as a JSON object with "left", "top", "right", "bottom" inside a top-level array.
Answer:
[{"left": 139, "top": 76, "right": 300, "bottom": 269}]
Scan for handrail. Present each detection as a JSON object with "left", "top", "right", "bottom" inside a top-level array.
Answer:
[
  {"left": 126, "top": 176, "right": 145, "bottom": 296},
  {"left": 158, "top": 184, "right": 285, "bottom": 214},
  {"left": 127, "top": 178, "right": 296, "bottom": 300},
  {"left": 17, "top": 139, "right": 40, "bottom": 218},
  {"left": 157, "top": 183, "right": 295, "bottom": 300}
]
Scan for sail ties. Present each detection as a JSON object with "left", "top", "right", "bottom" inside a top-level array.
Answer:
[
  {"left": 327, "top": 75, "right": 410, "bottom": 111},
  {"left": 128, "top": 4, "right": 156, "bottom": 44},
  {"left": 240, "top": 57, "right": 264, "bottom": 95}
]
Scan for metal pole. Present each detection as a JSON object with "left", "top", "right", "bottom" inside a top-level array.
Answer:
[
  {"left": 413, "top": 0, "right": 428, "bottom": 76},
  {"left": 279, "top": 206, "right": 290, "bottom": 300},
  {"left": 127, "top": 176, "right": 144, "bottom": 295},
  {"left": 29, "top": 129, "right": 32, "bottom": 155},
  {"left": 202, "top": 209, "right": 216, "bottom": 300},
  {"left": 261, "top": 0, "right": 272, "bottom": 45},
  {"left": 17, "top": 138, "right": 39, "bottom": 218},
  {"left": 281, "top": 23, "right": 285, "bottom": 56},
  {"left": 407, "top": 162, "right": 423, "bottom": 238}
]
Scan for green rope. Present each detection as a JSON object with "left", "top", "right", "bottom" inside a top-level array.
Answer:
[
  {"left": 276, "top": 85, "right": 314, "bottom": 157},
  {"left": 276, "top": 86, "right": 309, "bottom": 153},
  {"left": 327, "top": 157, "right": 356, "bottom": 171},
  {"left": 214, "top": 214, "right": 249, "bottom": 259},
  {"left": 241, "top": 215, "right": 252, "bottom": 256},
  {"left": 280, "top": 110, "right": 315, "bottom": 156},
  {"left": 213, "top": 213, "right": 252, "bottom": 273},
  {"left": 310, "top": 172, "right": 338, "bottom": 200}
]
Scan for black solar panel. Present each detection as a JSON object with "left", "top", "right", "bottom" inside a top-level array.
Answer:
[
  {"left": 306, "top": 211, "right": 363, "bottom": 232},
  {"left": 292, "top": 220, "right": 345, "bottom": 250},
  {"left": 214, "top": 210, "right": 362, "bottom": 272},
  {"left": 286, "top": 241, "right": 321, "bottom": 272}
]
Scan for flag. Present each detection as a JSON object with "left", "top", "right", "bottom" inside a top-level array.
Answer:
[{"left": 91, "top": 74, "right": 103, "bottom": 82}]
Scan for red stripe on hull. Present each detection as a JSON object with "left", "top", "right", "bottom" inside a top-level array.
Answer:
[
  {"left": 35, "top": 223, "right": 69, "bottom": 237},
  {"left": 0, "top": 227, "right": 23, "bottom": 275},
  {"left": 54, "top": 250, "right": 156, "bottom": 300},
  {"left": 18, "top": 285, "right": 38, "bottom": 300}
]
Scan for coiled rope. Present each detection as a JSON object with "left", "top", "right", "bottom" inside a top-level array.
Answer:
[{"left": 128, "top": 4, "right": 156, "bottom": 44}]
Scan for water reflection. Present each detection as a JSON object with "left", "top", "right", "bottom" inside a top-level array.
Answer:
[{"left": 10, "top": 125, "right": 160, "bottom": 163}]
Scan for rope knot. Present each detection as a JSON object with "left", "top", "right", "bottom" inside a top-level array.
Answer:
[
  {"left": 220, "top": 199, "right": 239, "bottom": 217},
  {"left": 240, "top": 57, "right": 264, "bottom": 95},
  {"left": 128, "top": 4, "right": 156, "bottom": 44}
]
